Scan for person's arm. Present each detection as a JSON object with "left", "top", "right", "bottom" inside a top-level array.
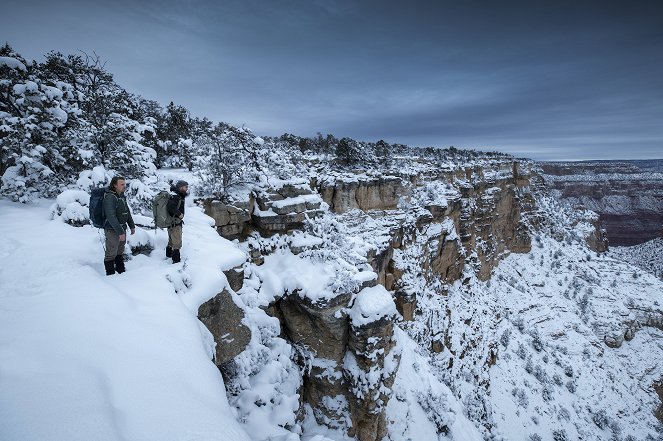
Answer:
[
  {"left": 103, "top": 194, "right": 123, "bottom": 234},
  {"left": 127, "top": 205, "right": 136, "bottom": 233},
  {"left": 167, "top": 196, "right": 178, "bottom": 217}
]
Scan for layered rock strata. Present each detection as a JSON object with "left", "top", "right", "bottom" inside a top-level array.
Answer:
[
  {"left": 317, "top": 175, "right": 404, "bottom": 213},
  {"left": 542, "top": 161, "right": 663, "bottom": 246},
  {"left": 202, "top": 182, "right": 326, "bottom": 238}
]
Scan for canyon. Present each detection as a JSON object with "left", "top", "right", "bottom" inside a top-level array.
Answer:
[{"left": 541, "top": 160, "right": 663, "bottom": 246}]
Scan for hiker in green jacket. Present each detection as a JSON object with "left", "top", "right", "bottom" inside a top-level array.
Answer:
[{"left": 103, "top": 176, "right": 136, "bottom": 275}]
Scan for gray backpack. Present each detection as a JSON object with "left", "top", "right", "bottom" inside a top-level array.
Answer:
[{"left": 152, "top": 191, "right": 179, "bottom": 228}]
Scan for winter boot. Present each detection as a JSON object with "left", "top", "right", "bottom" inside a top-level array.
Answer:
[
  {"left": 114, "top": 255, "right": 125, "bottom": 274},
  {"left": 166, "top": 246, "right": 172, "bottom": 258},
  {"left": 172, "top": 249, "right": 181, "bottom": 264},
  {"left": 104, "top": 260, "right": 116, "bottom": 276}
]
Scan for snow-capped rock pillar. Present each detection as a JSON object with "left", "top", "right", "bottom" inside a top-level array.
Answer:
[{"left": 345, "top": 285, "right": 400, "bottom": 441}]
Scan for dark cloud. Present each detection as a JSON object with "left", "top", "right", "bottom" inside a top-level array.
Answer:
[{"left": 2, "top": 0, "right": 662, "bottom": 160}]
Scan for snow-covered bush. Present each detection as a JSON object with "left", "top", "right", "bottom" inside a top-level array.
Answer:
[
  {"left": 530, "top": 329, "right": 544, "bottom": 352},
  {"left": 1, "top": 45, "right": 84, "bottom": 202},
  {"left": 500, "top": 328, "right": 511, "bottom": 348},
  {"left": 552, "top": 429, "right": 568, "bottom": 441},
  {"left": 50, "top": 189, "right": 90, "bottom": 226},
  {"left": 415, "top": 391, "right": 453, "bottom": 434}
]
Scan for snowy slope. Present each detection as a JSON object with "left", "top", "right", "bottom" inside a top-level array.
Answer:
[
  {"left": 487, "top": 237, "right": 663, "bottom": 440},
  {"left": 608, "top": 238, "right": 663, "bottom": 279},
  {"left": 0, "top": 199, "right": 249, "bottom": 441}
]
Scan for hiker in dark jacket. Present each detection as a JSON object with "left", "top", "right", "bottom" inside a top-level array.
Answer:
[
  {"left": 103, "top": 176, "right": 136, "bottom": 275},
  {"left": 166, "top": 180, "right": 188, "bottom": 264}
]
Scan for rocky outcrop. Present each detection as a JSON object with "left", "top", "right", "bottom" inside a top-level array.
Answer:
[
  {"left": 270, "top": 283, "right": 398, "bottom": 441},
  {"left": 201, "top": 198, "right": 252, "bottom": 240},
  {"left": 318, "top": 176, "right": 405, "bottom": 213},
  {"left": 388, "top": 165, "right": 534, "bottom": 291},
  {"left": 278, "top": 292, "right": 351, "bottom": 428},
  {"left": 584, "top": 215, "right": 609, "bottom": 253},
  {"left": 395, "top": 289, "right": 416, "bottom": 321},
  {"left": 345, "top": 315, "right": 398, "bottom": 441},
  {"left": 252, "top": 183, "right": 326, "bottom": 235},
  {"left": 654, "top": 378, "right": 663, "bottom": 423},
  {"left": 198, "top": 289, "right": 252, "bottom": 366},
  {"left": 455, "top": 179, "right": 532, "bottom": 280},
  {"left": 202, "top": 182, "right": 327, "bottom": 239},
  {"left": 541, "top": 161, "right": 663, "bottom": 246}
]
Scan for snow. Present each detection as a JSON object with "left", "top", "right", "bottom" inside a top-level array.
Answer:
[
  {"left": 0, "top": 56, "right": 27, "bottom": 71},
  {"left": 271, "top": 194, "right": 322, "bottom": 209},
  {"left": 76, "top": 165, "right": 111, "bottom": 190},
  {"left": 0, "top": 199, "right": 251, "bottom": 441},
  {"left": 387, "top": 328, "right": 483, "bottom": 441},
  {"left": 47, "top": 105, "right": 68, "bottom": 124},
  {"left": 251, "top": 251, "right": 336, "bottom": 304},
  {"left": 348, "top": 285, "right": 397, "bottom": 327}
]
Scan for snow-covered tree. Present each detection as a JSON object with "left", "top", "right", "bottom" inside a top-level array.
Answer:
[
  {"left": 336, "top": 137, "right": 363, "bottom": 166},
  {"left": 195, "top": 123, "right": 264, "bottom": 199},
  {"left": 2, "top": 46, "right": 157, "bottom": 202},
  {"left": 1, "top": 45, "right": 84, "bottom": 201}
]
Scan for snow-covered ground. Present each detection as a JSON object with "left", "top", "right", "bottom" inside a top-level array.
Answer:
[
  {"left": 608, "top": 238, "right": 663, "bottom": 279},
  {"left": 0, "top": 198, "right": 250, "bottom": 441},
  {"left": 486, "top": 235, "right": 663, "bottom": 440}
]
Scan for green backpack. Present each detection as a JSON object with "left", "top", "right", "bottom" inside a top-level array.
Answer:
[{"left": 152, "top": 191, "right": 179, "bottom": 228}]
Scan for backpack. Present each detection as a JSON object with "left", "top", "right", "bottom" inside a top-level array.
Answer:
[
  {"left": 153, "top": 191, "right": 178, "bottom": 228},
  {"left": 89, "top": 187, "right": 107, "bottom": 228}
]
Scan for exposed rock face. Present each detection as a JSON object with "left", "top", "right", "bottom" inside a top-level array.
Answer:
[
  {"left": 198, "top": 289, "right": 252, "bottom": 366},
  {"left": 584, "top": 215, "right": 609, "bottom": 253},
  {"left": 392, "top": 164, "right": 534, "bottom": 291},
  {"left": 271, "top": 285, "right": 398, "bottom": 441},
  {"left": 206, "top": 159, "right": 562, "bottom": 437},
  {"left": 223, "top": 265, "right": 245, "bottom": 292},
  {"left": 252, "top": 184, "right": 325, "bottom": 235},
  {"left": 201, "top": 198, "right": 252, "bottom": 240},
  {"left": 318, "top": 176, "right": 405, "bottom": 213},
  {"left": 202, "top": 182, "right": 327, "bottom": 239},
  {"left": 541, "top": 161, "right": 663, "bottom": 246},
  {"left": 395, "top": 289, "right": 416, "bottom": 321},
  {"left": 654, "top": 379, "right": 663, "bottom": 423},
  {"left": 456, "top": 179, "right": 533, "bottom": 281},
  {"left": 345, "top": 317, "right": 398, "bottom": 441},
  {"left": 276, "top": 293, "right": 351, "bottom": 428}
]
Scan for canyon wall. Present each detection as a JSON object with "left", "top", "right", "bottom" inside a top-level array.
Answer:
[{"left": 541, "top": 161, "right": 663, "bottom": 246}]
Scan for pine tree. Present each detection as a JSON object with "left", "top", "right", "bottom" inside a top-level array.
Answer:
[
  {"left": 335, "top": 137, "right": 361, "bottom": 166},
  {"left": 0, "top": 45, "right": 84, "bottom": 201},
  {"left": 374, "top": 139, "right": 392, "bottom": 168}
]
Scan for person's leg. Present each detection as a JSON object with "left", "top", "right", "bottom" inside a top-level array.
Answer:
[
  {"left": 166, "top": 227, "right": 173, "bottom": 257},
  {"left": 114, "top": 234, "right": 126, "bottom": 273},
  {"left": 104, "top": 230, "right": 119, "bottom": 275},
  {"left": 171, "top": 224, "right": 182, "bottom": 263}
]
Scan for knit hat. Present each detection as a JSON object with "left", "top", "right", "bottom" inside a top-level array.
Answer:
[{"left": 175, "top": 180, "right": 189, "bottom": 189}]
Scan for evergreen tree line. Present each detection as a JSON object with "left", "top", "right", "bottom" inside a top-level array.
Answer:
[{"left": 1, "top": 44, "right": 509, "bottom": 204}]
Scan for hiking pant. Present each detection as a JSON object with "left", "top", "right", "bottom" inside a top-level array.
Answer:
[
  {"left": 105, "top": 229, "right": 126, "bottom": 261},
  {"left": 168, "top": 224, "right": 183, "bottom": 250}
]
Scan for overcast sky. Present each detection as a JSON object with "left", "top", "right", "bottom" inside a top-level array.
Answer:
[{"left": 3, "top": 0, "right": 662, "bottom": 160}]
